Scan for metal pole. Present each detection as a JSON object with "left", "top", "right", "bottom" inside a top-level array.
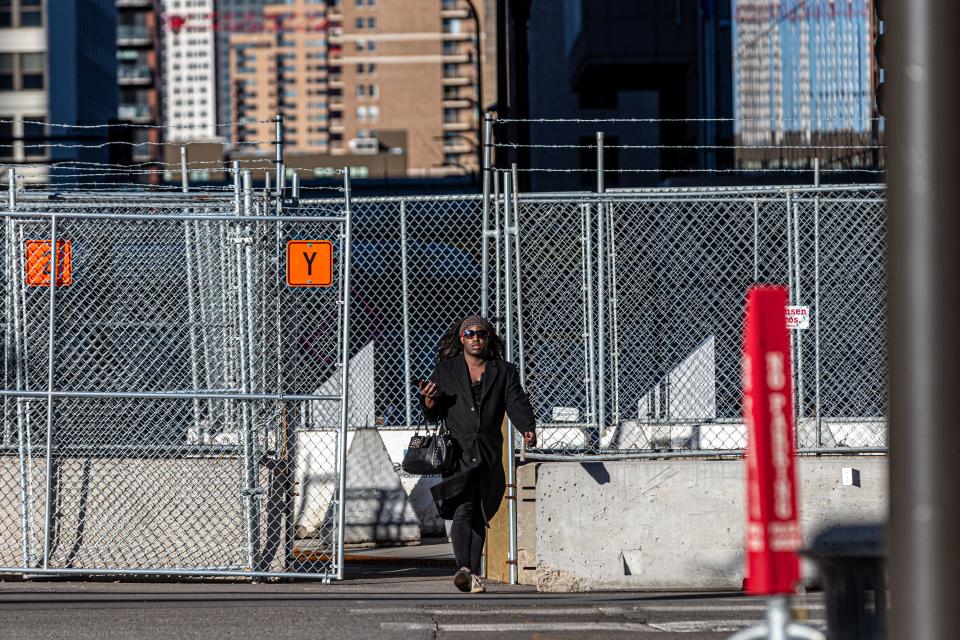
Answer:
[
  {"left": 596, "top": 132, "right": 606, "bottom": 440},
  {"left": 7, "top": 176, "right": 31, "bottom": 568},
  {"left": 481, "top": 113, "right": 494, "bottom": 318},
  {"left": 233, "top": 160, "right": 241, "bottom": 214},
  {"left": 399, "top": 200, "right": 413, "bottom": 427},
  {"left": 180, "top": 146, "right": 188, "bottom": 193},
  {"left": 274, "top": 114, "right": 283, "bottom": 197},
  {"left": 493, "top": 170, "right": 502, "bottom": 333},
  {"left": 753, "top": 197, "right": 760, "bottom": 282},
  {"left": 336, "top": 169, "right": 354, "bottom": 579},
  {"left": 291, "top": 172, "right": 300, "bottom": 200},
  {"left": 813, "top": 192, "right": 822, "bottom": 448},
  {"left": 813, "top": 157, "right": 820, "bottom": 188},
  {"left": 41, "top": 215, "right": 59, "bottom": 569},
  {"left": 792, "top": 198, "right": 804, "bottom": 424},
  {"left": 11, "top": 221, "right": 34, "bottom": 568},
  {"left": 502, "top": 170, "right": 518, "bottom": 586},
  {"left": 235, "top": 178, "right": 258, "bottom": 571},
  {"left": 583, "top": 203, "right": 597, "bottom": 430},
  {"left": 889, "top": 2, "right": 960, "bottom": 637}
]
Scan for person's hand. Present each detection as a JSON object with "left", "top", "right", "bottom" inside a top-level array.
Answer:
[
  {"left": 419, "top": 380, "right": 438, "bottom": 408},
  {"left": 523, "top": 431, "right": 536, "bottom": 447}
]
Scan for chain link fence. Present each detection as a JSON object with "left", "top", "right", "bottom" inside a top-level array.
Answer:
[
  {"left": 494, "top": 185, "right": 886, "bottom": 458},
  {"left": 0, "top": 183, "right": 885, "bottom": 578},
  {"left": 1, "top": 191, "right": 353, "bottom": 579}
]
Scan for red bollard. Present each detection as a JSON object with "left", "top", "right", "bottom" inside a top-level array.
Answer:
[{"left": 730, "top": 286, "right": 823, "bottom": 640}]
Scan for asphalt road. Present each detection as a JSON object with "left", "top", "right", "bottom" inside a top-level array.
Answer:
[{"left": 0, "top": 567, "right": 826, "bottom": 640}]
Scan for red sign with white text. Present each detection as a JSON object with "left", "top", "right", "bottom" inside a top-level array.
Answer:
[{"left": 742, "top": 286, "right": 801, "bottom": 595}]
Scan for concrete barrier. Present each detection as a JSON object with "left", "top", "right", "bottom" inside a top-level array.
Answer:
[{"left": 531, "top": 456, "right": 887, "bottom": 591}]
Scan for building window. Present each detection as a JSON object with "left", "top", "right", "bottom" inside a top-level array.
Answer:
[
  {"left": 368, "top": 105, "right": 379, "bottom": 122},
  {"left": 23, "top": 116, "right": 45, "bottom": 159},
  {"left": 356, "top": 105, "right": 367, "bottom": 120},
  {"left": 366, "top": 16, "right": 375, "bottom": 28},
  {"left": 0, "top": 51, "right": 48, "bottom": 93},
  {"left": 0, "top": 54, "right": 13, "bottom": 91},
  {"left": 369, "top": 83, "right": 378, "bottom": 98},
  {"left": 356, "top": 84, "right": 365, "bottom": 98},
  {"left": 355, "top": 16, "right": 363, "bottom": 29},
  {"left": 20, "top": 0, "right": 41, "bottom": 26},
  {"left": 0, "top": 0, "right": 11, "bottom": 27},
  {"left": 0, "top": 116, "right": 13, "bottom": 160}
]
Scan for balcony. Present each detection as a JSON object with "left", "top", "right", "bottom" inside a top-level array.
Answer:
[
  {"left": 441, "top": 53, "right": 471, "bottom": 64},
  {"left": 441, "top": 77, "right": 471, "bottom": 86},
  {"left": 443, "top": 121, "right": 472, "bottom": 132},
  {"left": 118, "top": 65, "right": 153, "bottom": 85},
  {"left": 116, "top": 0, "right": 152, "bottom": 7},
  {"left": 117, "top": 25, "right": 151, "bottom": 46},
  {"left": 441, "top": 98, "right": 472, "bottom": 108},
  {"left": 117, "top": 104, "right": 153, "bottom": 123},
  {"left": 328, "top": 75, "right": 344, "bottom": 89}
]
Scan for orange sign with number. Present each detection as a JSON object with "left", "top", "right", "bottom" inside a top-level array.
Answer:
[
  {"left": 25, "top": 240, "right": 74, "bottom": 287},
  {"left": 286, "top": 240, "right": 333, "bottom": 287}
]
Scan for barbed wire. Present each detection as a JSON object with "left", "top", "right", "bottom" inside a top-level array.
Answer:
[
  {"left": 494, "top": 116, "right": 884, "bottom": 124},
  {"left": 0, "top": 140, "right": 276, "bottom": 150},
  {"left": 493, "top": 142, "right": 884, "bottom": 151},
  {"left": 0, "top": 117, "right": 279, "bottom": 131},
  {"left": 513, "top": 167, "right": 886, "bottom": 174}
]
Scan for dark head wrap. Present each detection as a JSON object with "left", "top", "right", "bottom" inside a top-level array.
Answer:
[{"left": 458, "top": 314, "right": 492, "bottom": 335}]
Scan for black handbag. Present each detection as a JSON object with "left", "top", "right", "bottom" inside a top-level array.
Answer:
[{"left": 401, "top": 420, "right": 458, "bottom": 476}]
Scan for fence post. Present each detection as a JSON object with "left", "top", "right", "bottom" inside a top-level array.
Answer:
[
  {"left": 41, "top": 214, "right": 59, "bottom": 569},
  {"left": 180, "top": 146, "right": 189, "bottom": 193},
  {"left": 7, "top": 168, "right": 33, "bottom": 569},
  {"left": 510, "top": 163, "right": 527, "bottom": 390},
  {"left": 481, "top": 112, "right": 494, "bottom": 318},
  {"left": 582, "top": 202, "right": 598, "bottom": 433},
  {"left": 233, "top": 160, "right": 241, "bottom": 214},
  {"left": 493, "top": 170, "right": 502, "bottom": 333},
  {"left": 502, "top": 170, "right": 519, "bottom": 585},
  {"left": 399, "top": 199, "right": 413, "bottom": 427},
  {"left": 813, "top": 190, "right": 822, "bottom": 448},
  {"left": 596, "top": 132, "right": 606, "bottom": 441},
  {"left": 336, "top": 168, "right": 354, "bottom": 580},
  {"left": 275, "top": 114, "right": 283, "bottom": 198},
  {"left": 792, "top": 196, "right": 805, "bottom": 429}
]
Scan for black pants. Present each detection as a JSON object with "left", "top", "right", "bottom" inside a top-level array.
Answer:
[{"left": 450, "top": 482, "right": 485, "bottom": 573}]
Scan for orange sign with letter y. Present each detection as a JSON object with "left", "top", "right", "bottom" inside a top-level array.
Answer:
[
  {"left": 286, "top": 240, "right": 333, "bottom": 287},
  {"left": 25, "top": 240, "right": 74, "bottom": 287}
]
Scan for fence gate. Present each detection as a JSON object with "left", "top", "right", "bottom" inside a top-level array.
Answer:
[{"left": 0, "top": 188, "right": 354, "bottom": 580}]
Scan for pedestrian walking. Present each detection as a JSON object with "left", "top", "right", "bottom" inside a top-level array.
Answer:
[{"left": 419, "top": 315, "right": 536, "bottom": 593}]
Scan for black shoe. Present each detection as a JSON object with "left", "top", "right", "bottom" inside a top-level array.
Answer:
[{"left": 453, "top": 567, "right": 472, "bottom": 593}]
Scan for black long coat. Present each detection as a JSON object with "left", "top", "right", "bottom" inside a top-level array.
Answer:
[{"left": 421, "top": 355, "right": 536, "bottom": 523}]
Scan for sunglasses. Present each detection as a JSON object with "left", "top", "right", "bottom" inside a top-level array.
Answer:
[{"left": 462, "top": 329, "right": 489, "bottom": 339}]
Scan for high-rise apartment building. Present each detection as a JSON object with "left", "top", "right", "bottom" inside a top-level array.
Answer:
[
  {"left": 162, "top": 0, "right": 218, "bottom": 141},
  {"left": 214, "top": 0, "right": 270, "bottom": 144},
  {"left": 733, "top": 0, "right": 881, "bottom": 169},
  {"left": 1, "top": 0, "right": 117, "bottom": 183},
  {"left": 116, "top": 0, "right": 164, "bottom": 174},
  {"left": 228, "top": 0, "right": 487, "bottom": 177}
]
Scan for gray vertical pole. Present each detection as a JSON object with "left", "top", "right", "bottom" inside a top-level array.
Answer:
[
  {"left": 180, "top": 146, "right": 189, "bottom": 193},
  {"left": 583, "top": 203, "right": 597, "bottom": 430},
  {"left": 336, "top": 169, "right": 354, "bottom": 580},
  {"left": 8, "top": 170, "right": 31, "bottom": 568},
  {"left": 40, "top": 215, "right": 59, "bottom": 569},
  {"left": 595, "top": 132, "right": 606, "bottom": 440},
  {"left": 399, "top": 200, "right": 413, "bottom": 427},
  {"left": 753, "top": 197, "right": 760, "bottom": 282},
  {"left": 233, "top": 161, "right": 241, "bottom": 214},
  {"left": 183, "top": 222, "right": 203, "bottom": 431},
  {"left": 502, "top": 170, "right": 518, "bottom": 586},
  {"left": 813, "top": 191, "right": 822, "bottom": 448},
  {"left": 481, "top": 113, "right": 494, "bottom": 318},
  {"left": 792, "top": 198, "right": 805, "bottom": 423},
  {"left": 275, "top": 114, "right": 283, "bottom": 197},
  {"left": 889, "top": 2, "right": 960, "bottom": 638},
  {"left": 493, "top": 171, "right": 502, "bottom": 333},
  {"left": 813, "top": 157, "right": 821, "bottom": 187},
  {"left": 291, "top": 172, "right": 300, "bottom": 200}
]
